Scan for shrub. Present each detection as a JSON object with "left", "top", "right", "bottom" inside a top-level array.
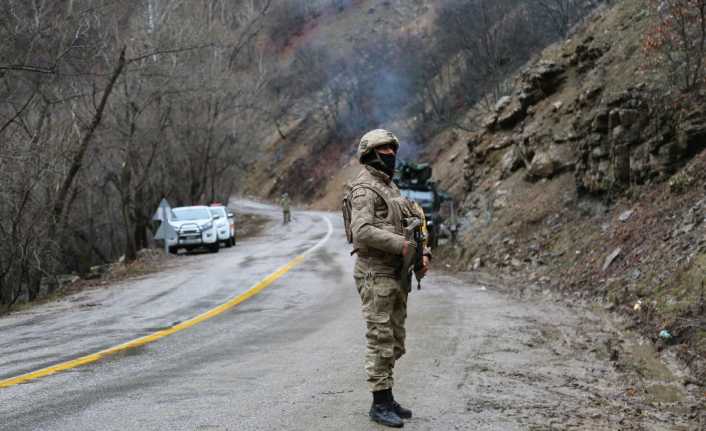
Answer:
[{"left": 643, "top": 0, "right": 706, "bottom": 93}]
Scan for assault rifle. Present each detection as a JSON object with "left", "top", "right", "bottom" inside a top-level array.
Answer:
[
  {"left": 413, "top": 222, "right": 424, "bottom": 290},
  {"left": 401, "top": 217, "right": 425, "bottom": 292}
]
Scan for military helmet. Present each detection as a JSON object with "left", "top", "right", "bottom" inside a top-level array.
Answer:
[{"left": 357, "top": 129, "right": 399, "bottom": 162}]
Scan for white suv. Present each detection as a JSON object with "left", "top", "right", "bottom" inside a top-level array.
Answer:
[
  {"left": 167, "top": 206, "right": 220, "bottom": 254},
  {"left": 208, "top": 205, "right": 235, "bottom": 247}
]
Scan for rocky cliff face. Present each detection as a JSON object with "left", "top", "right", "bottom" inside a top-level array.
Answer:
[
  {"left": 467, "top": 40, "right": 706, "bottom": 200},
  {"left": 437, "top": 0, "right": 706, "bottom": 383}
]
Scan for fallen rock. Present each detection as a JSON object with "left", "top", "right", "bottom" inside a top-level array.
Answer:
[
  {"left": 472, "top": 257, "right": 482, "bottom": 270},
  {"left": 602, "top": 247, "right": 622, "bottom": 271},
  {"left": 549, "top": 143, "right": 575, "bottom": 170},
  {"left": 493, "top": 190, "right": 509, "bottom": 209},
  {"left": 495, "top": 95, "right": 512, "bottom": 112},
  {"left": 619, "top": 210, "right": 634, "bottom": 222},
  {"left": 578, "top": 84, "right": 603, "bottom": 106},
  {"left": 500, "top": 146, "right": 524, "bottom": 177},
  {"left": 497, "top": 97, "right": 526, "bottom": 129},
  {"left": 526, "top": 151, "right": 559, "bottom": 180},
  {"left": 522, "top": 61, "right": 566, "bottom": 97}
]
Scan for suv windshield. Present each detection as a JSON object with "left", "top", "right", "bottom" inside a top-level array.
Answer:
[
  {"left": 209, "top": 207, "right": 227, "bottom": 218},
  {"left": 172, "top": 207, "right": 211, "bottom": 221},
  {"left": 400, "top": 189, "right": 434, "bottom": 207}
]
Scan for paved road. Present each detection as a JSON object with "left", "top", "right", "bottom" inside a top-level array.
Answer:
[{"left": 0, "top": 203, "right": 697, "bottom": 430}]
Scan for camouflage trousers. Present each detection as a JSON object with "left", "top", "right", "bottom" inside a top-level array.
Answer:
[{"left": 355, "top": 274, "right": 408, "bottom": 392}]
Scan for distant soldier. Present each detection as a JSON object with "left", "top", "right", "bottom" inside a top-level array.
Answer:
[
  {"left": 280, "top": 193, "right": 291, "bottom": 224},
  {"left": 342, "top": 129, "right": 431, "bottom": 428},
  {"left": 448, "top": 200, "right": 459, "bottom": 245}
]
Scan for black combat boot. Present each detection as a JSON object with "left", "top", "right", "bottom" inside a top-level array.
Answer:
[
  {"left": 370, "top": 389, "right": 404, "bottom": 428},
  {"left": 390, "top": 392, "right": 412, "bottom": 419}
]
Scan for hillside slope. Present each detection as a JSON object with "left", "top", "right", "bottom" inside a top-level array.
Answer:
[
  {"left": 240, "top": 0, "right": 436, "bottom": 206},
  {"left": 428, "top": 0, "right": 706, "bottom": 384},
  {"left": 242, "top": 0, "right": 586, "bottom": 210}
]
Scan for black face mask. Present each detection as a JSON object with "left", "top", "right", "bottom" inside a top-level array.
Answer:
[
  {"left": 377, "top": 152, "right": 397, "bottom": 177},
  {"left": 362, "top": 149, "right": 397, "bottom": 177}
]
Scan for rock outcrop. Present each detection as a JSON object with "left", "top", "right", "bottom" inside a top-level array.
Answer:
[
  {"left": 488, "top": 61, "right": 567, "bottom": 131},
  {"left": 448, "top": 0, "right": 706, "bottom": 386},
  {"left": 464, "top": 28, "right": 706, "bottom": 198}
]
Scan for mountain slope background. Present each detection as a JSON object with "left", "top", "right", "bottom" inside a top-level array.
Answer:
[
  {"left": 2, "top": 0, "right": 704, "bottom": 405},
  {"left": 425, "top": 0, "right": 706, "bottom": 387},
  {"left": 257, "top": 0, "right": 706, "bottom": 393},
  {"left": 240, "top": 0, "right": 602, "bottom": 206}
]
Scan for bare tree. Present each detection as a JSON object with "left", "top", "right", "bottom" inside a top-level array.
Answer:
[
  {"left": 0, "top": 0, "right": 276, "bottom": 305},
  {"left": 533, "top": 0, "right": 601, "bottom": 38},
  {"left": 645, "top": 0, "right": 706, "bottom": 93}
]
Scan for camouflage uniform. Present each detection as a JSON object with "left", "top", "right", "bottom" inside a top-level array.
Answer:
[
  {"left": 349, "top": 165, "right": 409, "bottom": 392},
  {"left": 345, "top": 129, "right": 427, "bottom": 427},
  {"left": 280, "top": 193, "right": 291, "bottom": 224}
]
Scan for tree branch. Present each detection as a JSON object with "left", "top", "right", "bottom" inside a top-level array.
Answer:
[
  {"left": 53, "top": 47, "right": 126, "bottom": 224},
  {"left": 0, "top": 64, "right": 55, "bottom": 74}
]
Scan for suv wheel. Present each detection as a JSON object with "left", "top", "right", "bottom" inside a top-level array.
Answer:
[{"left": 209, "top": 243, "right": 220, "bottom": 253}]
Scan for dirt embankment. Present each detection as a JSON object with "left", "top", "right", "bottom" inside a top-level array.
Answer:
[{"left": 428, "top": 0, "right": 706, "bottom": 387}]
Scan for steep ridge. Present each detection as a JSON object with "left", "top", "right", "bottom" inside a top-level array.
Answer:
[{"left": 429, "top": 0, "right": 706, "bottom": 384}]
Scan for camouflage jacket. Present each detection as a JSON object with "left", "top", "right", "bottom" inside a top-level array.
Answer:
[
  {"left": 349, "top": 165, "right": 407, "bottom": 279},
  {"left": 280, "top": 196, "right": 290, "bottom": 212}
]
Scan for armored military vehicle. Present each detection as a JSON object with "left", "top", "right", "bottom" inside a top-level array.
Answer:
[{"left": 393, "top": 161, "right": 447, "bottom": 248}]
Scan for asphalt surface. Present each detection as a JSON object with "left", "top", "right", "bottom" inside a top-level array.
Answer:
[{"left": 0, "top": 202, "right": 698, "bottom": 430}]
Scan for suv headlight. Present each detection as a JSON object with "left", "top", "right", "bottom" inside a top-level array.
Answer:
[{"left": 200, "top": 222, "right": 213, "bottom": 231}]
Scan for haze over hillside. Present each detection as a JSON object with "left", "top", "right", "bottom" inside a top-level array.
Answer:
[{"left": 244, "top": 0, "right": 604, "bottom": 207}]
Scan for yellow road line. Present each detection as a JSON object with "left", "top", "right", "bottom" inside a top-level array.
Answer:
[{"left": 0, "top": 254, "right": 306, "bottom": 389}]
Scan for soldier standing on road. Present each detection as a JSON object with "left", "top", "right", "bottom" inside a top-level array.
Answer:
[
  {"left": 280, "top": 193, "right": 291, "bottom": 225},
  {"left": 448, "top": 201, "right": 459, "bottom": 245},
  {"left": 343, "top": 129, "right": 431, "bottom": 428}
]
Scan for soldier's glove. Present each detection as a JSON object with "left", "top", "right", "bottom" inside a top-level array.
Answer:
[
  {"left": 423, "top": 247, "right": 432, "bottom": 261},
  {"left": 400, "top": 241, "right": 417, "bottom": 293}
]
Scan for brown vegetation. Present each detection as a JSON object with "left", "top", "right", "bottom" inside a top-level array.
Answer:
[{"left": 0, "top": 0, "right": 275, "bottom": 306}]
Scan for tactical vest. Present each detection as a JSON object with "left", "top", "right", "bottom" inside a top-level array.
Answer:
[
  {"left": 343, "top": 181, "right": 403, "bottom": 245},
  {"left": 343, "top": 168, "right": 427, "bottom": 280}
]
